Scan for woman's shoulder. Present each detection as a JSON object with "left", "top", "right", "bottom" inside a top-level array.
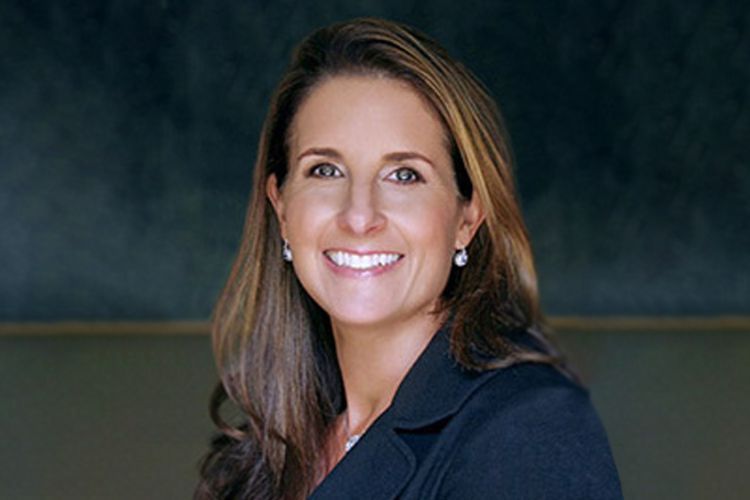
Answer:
[
  {"left": 470, "top": 360, "right": 589, "bottom": 415},
  {"left": 460, "top": 361, "right": 601, "bottom": 439},
  {"left": 439, "top": 361, "right": 623, "bottom": 499}
]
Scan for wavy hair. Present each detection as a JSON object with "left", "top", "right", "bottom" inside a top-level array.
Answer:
[{"left": 195, "top": 17, "right": 565, "bottom": 500}]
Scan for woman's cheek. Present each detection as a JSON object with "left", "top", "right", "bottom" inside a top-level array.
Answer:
[
  {"left": 287, "top": 189, "right": 340, "bottom": 231},
  {"left": 385, "top": 190, "right": 460, "bottom": 234}
]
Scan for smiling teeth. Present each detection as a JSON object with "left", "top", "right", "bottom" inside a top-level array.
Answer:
[{"left": 325, "top": 251, "right": 402, "bottom": 269}]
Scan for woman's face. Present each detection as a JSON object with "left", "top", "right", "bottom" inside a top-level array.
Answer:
[{"left": 267, "top": 76, "right": 482, "bottom": 331}]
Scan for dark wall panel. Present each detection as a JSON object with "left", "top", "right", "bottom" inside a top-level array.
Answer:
[{"left": 1, "top": 1, "right": 747, "bottom": 320}]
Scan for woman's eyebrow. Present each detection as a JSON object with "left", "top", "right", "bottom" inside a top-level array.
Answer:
[
  {"left": 382, "top": 151, "right": 435, "bottom": 168},
  {"left": 297, "top": 147, "right": 342, "bottom": 162}
]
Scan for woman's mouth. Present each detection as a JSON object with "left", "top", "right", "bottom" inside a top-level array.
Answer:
[{"left": 323, "top": 250, "right": 403, "bottom": 272}]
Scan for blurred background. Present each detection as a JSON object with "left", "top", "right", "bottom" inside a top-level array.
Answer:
[{"left": 0, "top": 1, "right": 747, "bottom": 498}]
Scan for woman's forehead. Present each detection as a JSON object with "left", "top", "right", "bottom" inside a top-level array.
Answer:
[{"left": 287, "top": 75, "right": 450, "bottom": 161}]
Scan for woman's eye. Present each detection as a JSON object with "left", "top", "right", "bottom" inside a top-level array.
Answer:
[
  {"left": 388, "top": 167, "right": 423, "bottom": 184},
  {"left": 308, "top": 163, "right": 342, "bottom": 178}
]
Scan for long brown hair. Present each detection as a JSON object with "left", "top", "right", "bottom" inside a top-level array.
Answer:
[{"left": 195, "top": 17, "right": 565, "bottom": 500}]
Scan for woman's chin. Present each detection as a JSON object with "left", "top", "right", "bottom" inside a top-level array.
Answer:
[{"left": 325, "top": 306, "right": 403, "bottom": 332}]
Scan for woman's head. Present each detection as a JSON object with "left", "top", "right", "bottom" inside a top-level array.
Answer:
[{"left": 252, "top": 17, "right": 540, "bottom": 334}]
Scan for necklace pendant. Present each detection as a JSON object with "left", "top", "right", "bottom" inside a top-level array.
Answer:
[{"left": 345, "top": 434, "right": 361, "bottom": 452}]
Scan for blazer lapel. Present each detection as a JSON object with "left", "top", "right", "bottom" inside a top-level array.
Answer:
[{"left": 308, "top": 422, "right": 416, "bottom": 500}]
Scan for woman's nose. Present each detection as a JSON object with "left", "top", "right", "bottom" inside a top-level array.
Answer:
[{"left": 336, "top": 182, "right": 387, "bottom": 235}]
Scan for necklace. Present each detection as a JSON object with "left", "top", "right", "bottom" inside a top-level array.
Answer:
[
  {"left": 341, "top": 411, "right": 362, "bottom": 453},
  {"left": 344, "top": 433, "right": 361, "bottom": 453}
]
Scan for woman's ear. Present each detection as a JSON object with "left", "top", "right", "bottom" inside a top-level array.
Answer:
[
  {"left": 266, "top": 174, "right": 287, "bottom": 238},
  {"left": 456, "top": 193, "right": 485, "bottom": 249}
]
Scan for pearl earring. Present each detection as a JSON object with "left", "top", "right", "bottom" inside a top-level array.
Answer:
[
  {"left": 282, "top": 239, "right": 293, "bottom": 262},
  {"left": 453, "top": 247, "right": 468, "bottom": 267}
]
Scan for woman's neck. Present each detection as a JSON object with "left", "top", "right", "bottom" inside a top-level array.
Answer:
[{"left": 332, "top": 310, "right": 447, "bottom": 437}]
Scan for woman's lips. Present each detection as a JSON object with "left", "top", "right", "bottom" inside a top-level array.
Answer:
[{"left": 323, "top": 249, "right": 404, "bottom": 277}]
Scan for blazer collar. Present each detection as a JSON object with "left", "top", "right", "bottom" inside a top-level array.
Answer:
[
  {"left": 385, "top": 321, "right": 493, "bottom": 430},
  {"left": 309, "top": 321, "right": 497, "bottom": 499}
]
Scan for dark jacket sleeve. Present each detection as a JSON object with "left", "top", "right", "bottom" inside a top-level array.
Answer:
[{"left": 438, "top": 372, "right": 623, "bottom": 499}]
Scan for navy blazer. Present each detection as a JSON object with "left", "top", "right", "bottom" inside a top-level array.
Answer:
[{"left": 309, "top": 325, "right": 622, "bottom": 499}]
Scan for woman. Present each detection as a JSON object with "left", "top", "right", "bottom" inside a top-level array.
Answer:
[{"left": 196, "top": 17, "right": 622, "bottom": 499}]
